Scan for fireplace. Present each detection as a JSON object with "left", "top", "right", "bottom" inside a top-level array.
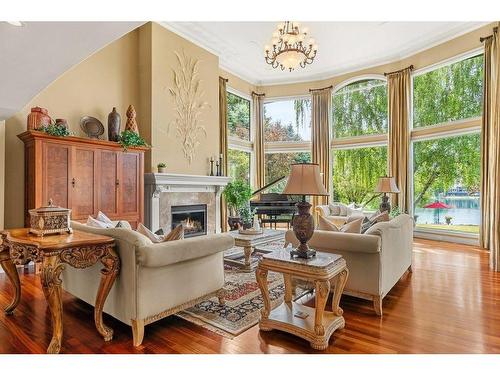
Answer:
[{"left": 171, "top": 204, "right": 207, "bottom": 238}]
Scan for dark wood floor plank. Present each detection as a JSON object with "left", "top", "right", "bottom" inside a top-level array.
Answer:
[{"left": 0, "top": 239, "right": 499, "bottom": 354}]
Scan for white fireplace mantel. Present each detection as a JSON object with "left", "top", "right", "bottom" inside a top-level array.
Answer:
[{"left": 144, "top": 173, "right": 231, "bottom": 233}]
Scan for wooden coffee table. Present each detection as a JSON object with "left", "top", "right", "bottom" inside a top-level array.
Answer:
[
  {"left": 0, "top": 229, "right": 119, "bottom": 354},
  {"left": 255, "top": 248, "right": 348, "bottom": 350},
  {"left": 225, "top": 229, "right": 285, "bottom": 271}
]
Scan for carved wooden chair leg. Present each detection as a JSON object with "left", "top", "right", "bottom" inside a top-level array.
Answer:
[
  {"left": 373, "top": 295, "right": 383, "bottom": 316},
  {"left": 131, "top": 319, "right": 145, "bottom": 347},
  {"left": 217, "top": 289, "right": 226, "bottom": 305}
]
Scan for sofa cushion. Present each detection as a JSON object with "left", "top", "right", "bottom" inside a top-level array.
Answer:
[
  {"left": 317, "top": 215, "right": 339, "bottom": 231},
  {"left": 137, "top": 223, "right": 184, "bottom": 243},
  {"left": 340, "top": 217, "right": 363, "bottom": 233}
]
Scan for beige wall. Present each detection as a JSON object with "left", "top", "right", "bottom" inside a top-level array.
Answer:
[
  {"left": 149, "top": 23, "right": 220, "bottom": 175},
  {"left": 4, "top": 30, "right": 141, "bottom": 228},
  {"left": 258, "top": 23, "right": 494, "bottom": 97},
  {"left": 220, "top": 68, "right": 257, "bottom": 96}
]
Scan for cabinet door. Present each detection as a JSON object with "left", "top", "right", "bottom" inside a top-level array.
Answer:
[
  {"left": 98, "top": 150, "right": 119, "bottom": 216},
  {"left": 42, "top": 142, "right": 71, "bottom": 209},
  {"left": 118, "top": 152, "right": 140, "bottom": 217},
  {"left": 70, "top": 147, "right": 97, "bottom": 220}
]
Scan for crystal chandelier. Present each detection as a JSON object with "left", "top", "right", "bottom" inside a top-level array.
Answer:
[{"left": 264, "top": 22, "right": 318, "bottom": 72}]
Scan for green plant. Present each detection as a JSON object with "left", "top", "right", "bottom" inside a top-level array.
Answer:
[
  {"left": 445, "top": 215, "right": 453, "bottom": 225},
  {"left": 40, "top": 121, "right": 71, "bottom": 137},
  {"left": 118, "top": 130, "right": 149, "bottom": 151},
  {"left": 390, "top": 206, "right": 401, "bottom": 219},
  {"left": 157, "top": 162, "right": 166, "bottom": 168},
  {"left": 222, "top": 180, "right": 252, "bottom": 217},
  {"left": 239, "top": 204, "right": 256, "bottom": 226}
]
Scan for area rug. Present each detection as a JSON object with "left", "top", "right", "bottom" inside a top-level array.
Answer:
[{"left": 176, "top": 240, "right": 308, "bottom": 338}]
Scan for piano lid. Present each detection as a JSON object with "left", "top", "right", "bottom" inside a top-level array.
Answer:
[{"left": 251, "top": 176, "right": 287, "bottom": 199}]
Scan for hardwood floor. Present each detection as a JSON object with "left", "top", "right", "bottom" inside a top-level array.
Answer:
[{"left": 1, "top": 238, "right": 499, "bottom": 354}]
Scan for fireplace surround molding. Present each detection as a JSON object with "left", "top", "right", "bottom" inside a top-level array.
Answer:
[{"left": 144, "top": 173, "right": 231, "bottom": 233}]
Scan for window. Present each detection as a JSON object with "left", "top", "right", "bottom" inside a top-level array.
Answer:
[
  {"left": 331, "top": 77, "right": 388, "bottom": 210},
  {"left": 332, "top": 79, "right": 387, "bottom": 138},
  {"left": 264, "top": 98, "right": 311, "bottom": 142},
  {"left": 332, "top": 146, "right": 387, "bottom": 210},
  {"left": 228, "top": 149, "right": 251, "bottom": 185},
  {"left": 412, "top": 134, "right": 480, "bottom": 234},
  {"left": 265, "top": 152, "right": 311, "bottom": 192},
  {"left": 227, "top": 90, "right": 253, "bottom": 186},
  {"left": 413, "top": 54, "right": 483, "bottom": 128},
  {"left": 227, "top": 92, "right": 251, "bottom": 140},
  {"left": 411, "top": 53, "right": 483, "bottom": 235}
]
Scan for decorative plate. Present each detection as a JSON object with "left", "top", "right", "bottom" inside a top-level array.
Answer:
[{"left": 80, "top": 116, "right": 104, "bottom": 139}]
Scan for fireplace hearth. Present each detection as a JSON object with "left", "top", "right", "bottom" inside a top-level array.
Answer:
[{"left": 171, "top": 204, "right": 207, "bottom": 238}]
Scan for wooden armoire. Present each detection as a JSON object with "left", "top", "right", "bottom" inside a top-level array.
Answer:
[{"left": 19, "top": 131, "right": 146, "bottom": 228}]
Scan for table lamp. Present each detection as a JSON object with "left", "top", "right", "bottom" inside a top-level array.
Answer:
[
  {"left": 374, "top": 176, "right": 400, "bottom": 213},
  {"left": 283, "top": 163, "right": 329, "bottom": 259}
]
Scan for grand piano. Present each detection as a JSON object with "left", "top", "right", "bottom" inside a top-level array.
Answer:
[{"left": 250, "top": 176, "right": 299, "bottom": 229}]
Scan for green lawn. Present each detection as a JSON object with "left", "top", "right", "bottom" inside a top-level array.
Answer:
[{"left": 416, "top": 224, "right": 479, "bottom": 234}]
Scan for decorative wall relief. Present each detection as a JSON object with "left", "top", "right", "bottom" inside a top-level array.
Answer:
[{"left": 169, "top": 51, "right": 208, "bottom": 164}]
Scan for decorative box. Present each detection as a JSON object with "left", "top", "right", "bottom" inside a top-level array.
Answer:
[{"left": 29, "top": 199, "right": 73, "bottom": 237}]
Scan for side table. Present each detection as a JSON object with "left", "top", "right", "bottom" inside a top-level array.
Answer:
[
  {"left": 0, "top": 229, "right": 119, "bottom": 354},
  {"left": 255, "top": 248, "right": 348, "bottom": 350}
]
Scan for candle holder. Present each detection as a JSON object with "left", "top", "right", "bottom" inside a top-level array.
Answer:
[
  {"left": 215, "top": 161, "right": 220, "bottom": 176},
  {"left": 209, "top": 158, "right": 214, "bottom": 176}
]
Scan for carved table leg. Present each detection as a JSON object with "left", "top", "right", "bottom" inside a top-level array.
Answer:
[
  {"left": 331, "top": 268, "right": 349, "bottom": 316},
  {"left": 312, "top": 280, "right": 330, "bottom": 350},
  {"left": 94, "top": 246, "right": 120, "bottom": 342},
  {"left": 0, "top": 247, "right": 21, "bottom": 315},
  {"left": 40, "top": 254, "right": 65, "bottom": 354},
  {"left": 243, "top": 245, "right": 253, "bottom": 269},
  {"left": 283, "top": 273, "right": 293, "bottom": 304},
  {"left": 256, "top": 266, "right": 272, "bottom": 331}
]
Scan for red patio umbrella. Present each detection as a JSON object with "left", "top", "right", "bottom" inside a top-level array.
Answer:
[{"left": 423, "top": 201, "right": 452, "bottom": 224}]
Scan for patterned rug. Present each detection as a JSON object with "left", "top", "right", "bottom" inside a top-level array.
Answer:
[{"left": 176, "top": 241, "right": 308, "bottom": 338}]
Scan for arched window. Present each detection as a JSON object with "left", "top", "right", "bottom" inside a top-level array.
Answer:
[{"left": 331, "top": 77, "right": 388, "bottom": 210}]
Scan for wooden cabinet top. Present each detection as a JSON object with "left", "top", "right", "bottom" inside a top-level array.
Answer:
[{"left": 18, "top": 130, "right": 148, "bottom": 152}]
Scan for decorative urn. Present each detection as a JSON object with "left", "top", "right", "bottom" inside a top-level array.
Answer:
[
  {"left": 27, "top": 107, "right": 52, "bottom": 131},
  {"left": 29, "top": 199, "right": 73, "bottom": 237}
]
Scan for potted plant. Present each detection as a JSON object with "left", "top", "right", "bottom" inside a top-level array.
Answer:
[
  {"left": 239, "top": 204, "right": 256, "bottom": 230},
  {"left": 445, "top": 215, "right": 453, "bottom": 225},
  {"left": 157, "top": 163, "right": 167, "bottom": 173},
  {"left": 222, "top": 180, "right": 252, "bottom": 230}
]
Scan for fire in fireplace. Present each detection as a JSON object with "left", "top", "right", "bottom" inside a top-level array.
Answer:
[{"left": 171, "top": 204, "right": 207, "bottom": 238}]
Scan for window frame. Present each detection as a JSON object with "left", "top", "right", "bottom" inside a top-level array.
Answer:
[
  {"left": 227, "top": 87, "right": 255, "bottom": 187},
  {"left": 409, "top": 48, "right": 484, "bottom": 242}
]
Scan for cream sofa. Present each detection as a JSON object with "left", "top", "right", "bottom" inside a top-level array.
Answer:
[
  {"left": 315, "top": 202, "right": 365, "bottom": 226},
  {"left": 62, "top": 221, "right": 234, "bottom": 346},
  {"left": 285, "top": 214, "right": 413, "bottom": 315}
]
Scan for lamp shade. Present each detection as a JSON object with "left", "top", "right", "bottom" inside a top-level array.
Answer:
[
  {"left": 282, "top": 163, "right": 328, "bottom": 196},
  {"left": 374, "top": 176, "right": 400, "bottom": 193}
]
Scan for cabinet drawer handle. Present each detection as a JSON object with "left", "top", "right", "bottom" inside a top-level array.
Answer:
[{"left": 72, "top": 178, "right": 76, "bottom": 187}]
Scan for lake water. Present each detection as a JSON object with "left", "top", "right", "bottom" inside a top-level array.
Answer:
[{"left": 414, "top": 196, "right": 480, "bottom": 225}]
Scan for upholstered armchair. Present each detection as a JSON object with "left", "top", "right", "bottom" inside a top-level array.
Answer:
[{"left": 61, "top": 221, "right": 234, "bottom": 346}]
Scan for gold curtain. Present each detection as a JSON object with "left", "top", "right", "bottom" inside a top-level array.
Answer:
[
  {"left": 253, "top": 92, "right": 266, "bottom": 189},
  {"left": 219, "top": 77, "right": 228, "bottom": 232},
  {"left": 480, "top": 25, "right": 500, "bottom": 271},
  {"left": 311, "top": 86, "right": 332, "bottom": 209},
  {"left": 387, "top": 66, "right": 412, "bottom": 213}
]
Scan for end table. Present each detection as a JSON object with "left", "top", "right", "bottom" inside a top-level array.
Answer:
[
  {"left": 255, "top": 248, "right": 348, "bottom": 350},
  {"left": 0, "top": 229, "right": 119, "bottom": 354}
]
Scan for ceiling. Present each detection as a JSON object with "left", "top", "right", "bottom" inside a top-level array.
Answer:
[
  {"left": 163, "top": 21, "right": 488, "bottom": 86},
  {"left": 0, "top": 21, "right": 143, "bottom": 120}
]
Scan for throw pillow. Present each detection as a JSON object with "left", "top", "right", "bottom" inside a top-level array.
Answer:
[
  {"left": 96, "top": 211, "right": 114, "bottom": 226},
  {"left": 137, "top": 223, "right": 184, "bottom": 243},
  {"left": 328, "top": 204, "right": 341, "bottom": 216},
  {"left": 338, "top": 204, "right": 348, "bottom": 216},
  {"left": 340, "top": 217, "right": 363, "bottom": 233},
  {"left": 115, "top": 220, "right": 132, "bottom": 230},
  {"left": 86, "top": 216, "right": 113, "bottom": 228},
  {"left": 317, "top": 215, "right": 339, "bottom": 231},
  {"left": 361, "top": 211, "right": 390, "bottom": 233}
]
